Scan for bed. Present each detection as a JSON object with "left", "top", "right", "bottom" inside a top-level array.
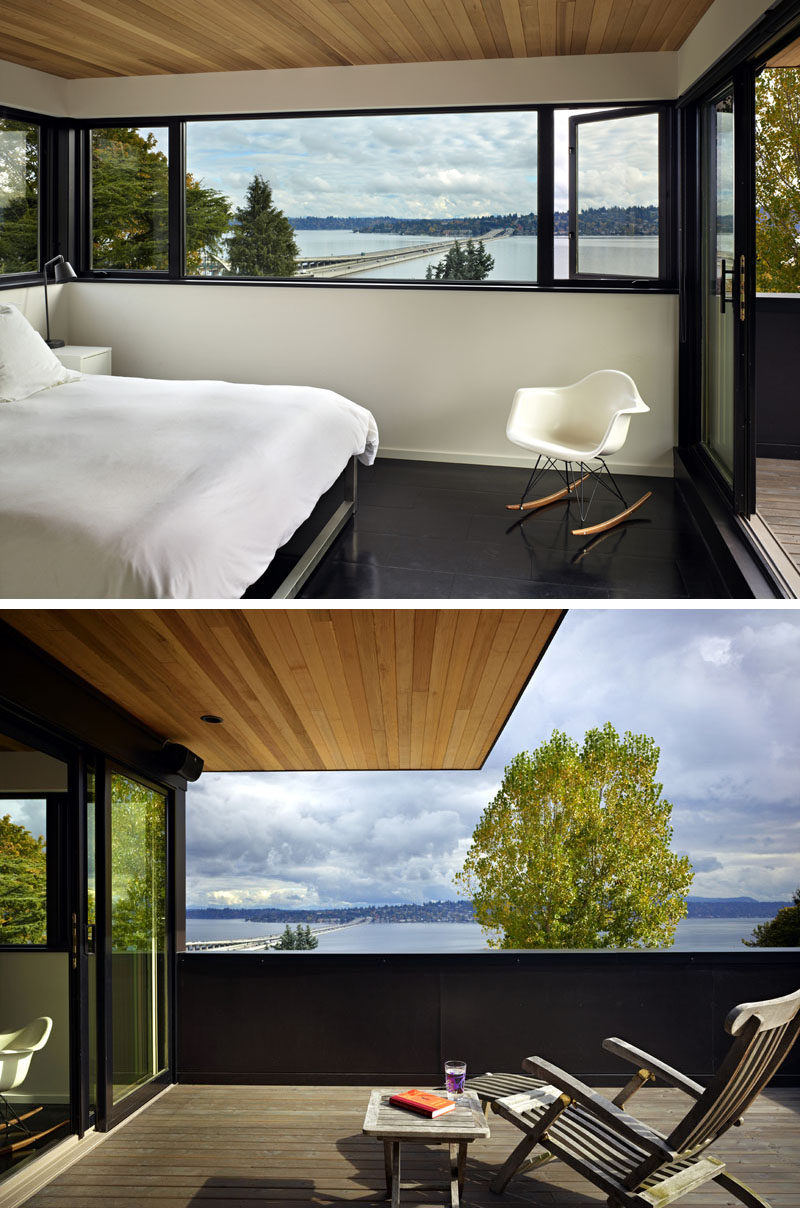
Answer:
[{"left": 0, "top": 364, "right": 378, "bottom": 600}]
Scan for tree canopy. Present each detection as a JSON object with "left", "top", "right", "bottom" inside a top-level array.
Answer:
[
  {"left": 227, "top": 174, "right": 298, "bottom": 277},
  {"left": 454, "top": 724, "right": 694, "bottom": 949},
  {"left": 425, "top": 238, "right": 494, "bottom": 281},
  {"left": 756, "top": 67, "right": 800, "bottom": 293},
  {"left": 111, "top": 776, "right": 166, "bottom": 954},
  {"left": 744, "top": 889, "right": 800, "bottom": 947},
  {"left": 0, "top": 813, "right": 47, "bottom": 945},
  {"left": 275, "top": 923, "right": 318, "bottom": 950},
  {"left": 91, "top": 127, "right": 231, "bottom": 272},
  {"left": 0, "top": 119, "right": 38, "bottom": 273}
]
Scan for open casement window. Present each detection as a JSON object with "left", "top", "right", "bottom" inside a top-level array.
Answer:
[{"left": 568, "top": 107, "right": 663, "bottom": 281}]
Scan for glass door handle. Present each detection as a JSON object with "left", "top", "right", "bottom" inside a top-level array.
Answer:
[
  {"left": 719, "top": 259, "right": 728, "bottom": 314},
  {"left": 739, "top": 254, "right": 746, "bottom": 322}
]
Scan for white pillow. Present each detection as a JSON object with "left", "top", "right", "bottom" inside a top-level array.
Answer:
[{"left": 0, "top": 302, "right": 81, "bottom": 402}]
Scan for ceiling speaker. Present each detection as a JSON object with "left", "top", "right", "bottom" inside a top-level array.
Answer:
[{"left": 161, "top": 742, "right": 204, "bottom": 782}]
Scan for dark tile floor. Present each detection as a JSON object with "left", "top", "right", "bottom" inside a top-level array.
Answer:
[{"left": 276, "top": 458, "right": 727, "bottom": 600}]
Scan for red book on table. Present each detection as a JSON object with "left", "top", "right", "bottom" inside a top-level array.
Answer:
[{"left": 389, "top": 1089, "right": 456, "bottom": 1117}]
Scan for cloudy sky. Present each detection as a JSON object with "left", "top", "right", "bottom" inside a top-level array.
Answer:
[
  {"left": 171, "top": 107, "right": 657, "bottom": 220},
  {"left": 186, "top": 607, "right": 800, "bottom": 910}
]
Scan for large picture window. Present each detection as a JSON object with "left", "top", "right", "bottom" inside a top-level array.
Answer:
[
  {"left": 0, "top": 116, "right": 39, "bottom": 275},
  {"left": 185, "top": 110, "right": 538, "bottom": 283}
]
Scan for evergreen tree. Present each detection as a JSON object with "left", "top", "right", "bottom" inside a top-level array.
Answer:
[
  {"left": 304, "top": 924, "right": 319, "bottom": 950},
  {"left": 744, "top": 889, "right": 800, "bottom": 946},
  {"left": 454, "top": 724, "right": 694, "bottom": 949},
  {"left": 91, "top": 127, "right": 231, "bottom": 272},
  {"left": 425, "top": 237, "right": 494, "bottom": 281},
  {"left": 0, "top": 814, "right": 47, "bottom": 945},
  {"left": 276, "top": 923, "right": 296, "bottom": 950},
  {"left": 228, "top": 174, "right": 298, "bottom": 277}
]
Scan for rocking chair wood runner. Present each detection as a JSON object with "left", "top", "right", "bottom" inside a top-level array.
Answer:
[
  {"left": 0, "top": 1016, "right": 60, "bottom": 1157},
  {"left": 489, "top": 987, "right": 800, "bottom": 1208},
  {"left": 506, "top": 370, "right": 652, "bottom": 536}
]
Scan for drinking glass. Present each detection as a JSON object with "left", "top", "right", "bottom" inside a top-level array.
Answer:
[{"left": 444, "top": 1059, "right": 467, "bottom": 1099}]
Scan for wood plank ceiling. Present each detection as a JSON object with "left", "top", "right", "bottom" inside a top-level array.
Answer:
[
  {"left": 1, "top": 608, "right": 564, "bottom": 771},
  {"left": 0, "top": 0, "right": 717, "bottom": 78}
]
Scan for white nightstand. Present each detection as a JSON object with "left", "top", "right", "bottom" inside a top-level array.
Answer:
[{"left": 53, "top": 345, "right": 112, "bottom": 375}]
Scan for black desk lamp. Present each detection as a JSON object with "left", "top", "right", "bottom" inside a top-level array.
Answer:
[{"left": 43, "top": 254, "right": 77, "bottom": 348}]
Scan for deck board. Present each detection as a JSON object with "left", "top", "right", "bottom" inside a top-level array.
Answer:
[
  {"left": 17, "top": 1083, "right": 800, "bottom": 1207},
  {"left": 757, "top": 458, "right": 800, "bottom": 566}
]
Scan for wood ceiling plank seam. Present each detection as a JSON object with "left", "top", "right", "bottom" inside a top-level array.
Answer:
[
  {"left": 267, "top": 0, "right": 378, "bottom": 65},
  {"left": 569, "top": 0, "right": 594, "bottom": 54},
  {"left": 646, "top": 0, "right": 699, "bottom": 53},
  {"left": 598, "top": 0, "right": 634, "bottom": 55},
  {"left": 460, "top": 0, "right": 503, "bottom": 58},
  {"left": 429, "top": 610, "right": 479, "bottom": 766},
  {"left": 275, "top": 613, "right": 358, "bottom": 771},
  {"left": 373, "top": 610, "right": 401, "bottom": 768},
  {"left": 39, "top": 0, "right": 249, "bottom": 74},
  {"left": 497, "top": 0, "right": 527, "bottom": 58},
  {"left": 209, "top": 629, "right": 322, "bottom": 771},
  {"left": 328, "top": 612, "right": 379, "bottom": 767},
  {"left": 378, "top": 0, "right": 446, "bottom": 61},
  {"left": 452, "top": 607, "right": 502, "bottom": 717},
  {"left": 385, "top": 0, "right": 464, "bottom": 60},
  {"left": 536, "top": 0, "right": 557, "bottom": 58},
  {"left": 421, "top": 0, "right": 475, "bottom": 60},
  {"left": 478, "top": 0, "right": 515, "bottom": 59},
  {"left": 659, "top": 0, "right": 714, "bottom": 52},
  {"left": 610, "top": 0, "right": 651, "bottom": 53},
  {"left": 146, "top": 0, "right": 303, "bottom": 70},
  {"left": 420, "top": 609, "right": 459, "bottom": 767},
  {"left": 295, "top": 0, "right": 404, "bottom": 63},
  {"left": 409, "top": 610, "right": 437, "bottom": 766},
  {"left": 628, "top": 0, "right": 675, "bottom": 52},
  {"left": 458, "top": 625, "right": 517, "bottom": 763},
  {"left": 357, "top": 0, "right": 436, "bottom": 62},
  {"left": 518, "top": 0, "right": 542, "bottom": 57},
  {"left": 556, "top": 0, "right": 576, "bottom": 55},
  {"left": 163, "top": 623, "right": 305, "bottom": 772},
  {"left": 245, "top": 612, "right": 346, "bottom": 770},
  {"left": 584, "top": 0, "right": 615, "bottom": 54},
  {"left": 351, "top": 612, "right": 391, "bottom": 768},
  {"left": 462, "top": 615, "right": 545, "bottom": 765},
  {"left": 441, "top": 704, "right": 473, "bottom": 767},
  {"left": 232, "top": 0, "right": 354, "bottom": 67},
  {"left": 439, "top": 0, "right": 488, "bottom": 58},
  {"left": 0, "top": 30, "right": 122, "bottom": 77},
  {"left": 324, "top": 0, "right": 408, "bottom": 63},
  {"left": 394, "top": 610, "right": 416, "bottom": 769}
]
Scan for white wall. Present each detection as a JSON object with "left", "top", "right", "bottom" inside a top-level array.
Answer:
[
  {"left": 69, "top": 281, "right": 677, "bottom": 474},
  {"left": 0, "top": 59, "right": 68, "bottom": 115},
  {"left": 0, "top": 953, "right": 70, "bottom": 1102},
  {"left": 0, "top": 284, "right": 69, "bottom": 343},
  {"left": 678, "top": 0, "right": 774, "bottom": 95}
]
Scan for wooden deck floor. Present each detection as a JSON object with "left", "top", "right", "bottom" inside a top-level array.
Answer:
[
  {"left": 18, "top": 1083, "right": 800, "bottom": 1208},
  {"left": 757, "top": 458, "right": 800, "bottom": 572}
]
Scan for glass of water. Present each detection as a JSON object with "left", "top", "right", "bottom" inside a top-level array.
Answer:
[{"left": 444, "top": 1059, "right": 467, "bottom": 1099}]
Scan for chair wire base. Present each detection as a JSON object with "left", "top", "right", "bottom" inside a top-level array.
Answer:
[{"left": 512, "top": 456, "right": 650, "bottom": 536}]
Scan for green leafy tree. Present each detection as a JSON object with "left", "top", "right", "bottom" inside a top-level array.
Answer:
[
  {"left": 91, "top": 127, "right": 231, "bottom": 272},
  {"left": 0, "top": 119, "right": 39, "bottom": 273},
  {"left": 425, "top": 238, "right": 494, "bottom": 281},
  {"left": 756, "top": 67, "right": 800, "bottom": 292},
  {"left": 0, "top": 814, "right": 47, "bottom": 945},
  {"left": 744, "top": 889, "right": 800, "bottom": 946},
  {"left": 454, "top": 724, "right": 694, "bottom": 949},
  {"left": 227, "top": 174, "right": 298, "bottom": 277},
  {"left": 110, "top": 777, "right": 165, "bottom": 953}
]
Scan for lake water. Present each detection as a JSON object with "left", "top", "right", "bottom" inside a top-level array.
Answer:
[
  {"left": 185, "top": 917, "right": 770, "bottom": 953},
  {"left": 293, "top": 231, "right": 659, "bottom": 282}
]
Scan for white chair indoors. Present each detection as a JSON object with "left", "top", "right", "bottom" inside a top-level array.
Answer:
[
  {"left": 0, "top": 1016, "right": 53, "bottom": 1153},
  {"left": 506, "top": 369, "right": 651, "bottom": 535}
]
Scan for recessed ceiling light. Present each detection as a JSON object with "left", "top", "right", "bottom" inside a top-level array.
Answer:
[{"left": 201, "top": 714, "right": 224, "bottom": 724}]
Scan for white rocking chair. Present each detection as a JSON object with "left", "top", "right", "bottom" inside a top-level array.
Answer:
[
  {"left": 506, "top": 370, "right": 651, "bottom": 536},
  {"left": 0, "top": 1016, "right": 56, "bottom": 1156}
]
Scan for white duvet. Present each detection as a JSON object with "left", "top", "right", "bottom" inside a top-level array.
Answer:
[{"left": 0, "top": 374, "right": 378, "bottom": 599}]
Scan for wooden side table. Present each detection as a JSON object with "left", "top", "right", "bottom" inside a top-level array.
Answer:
[{"left": 362, "top": 1089, "right": 489, "bottom": 1208}]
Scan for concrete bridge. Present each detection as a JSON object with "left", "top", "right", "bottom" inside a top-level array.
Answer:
[
  {"left": 297, "top": 228, "right": 511, "bottom": 278},
  {"left": 184, "top": 917, "right": 369, "bottom": 952}
]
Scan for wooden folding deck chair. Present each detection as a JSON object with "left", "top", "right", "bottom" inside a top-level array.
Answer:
[{"left": 489, "top": 987, "right": 800, "bottom": 1207}]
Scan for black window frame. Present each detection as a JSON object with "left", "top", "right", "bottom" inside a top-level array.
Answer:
[
  {"left": 0, "top": 103, "right": 57, "bottom": 287},
  {"left": 69, "top": 101, "right": 676, "bottom": 294},
  {"left": 566, "top": 104, "right": 672, "bottom": 283}
]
